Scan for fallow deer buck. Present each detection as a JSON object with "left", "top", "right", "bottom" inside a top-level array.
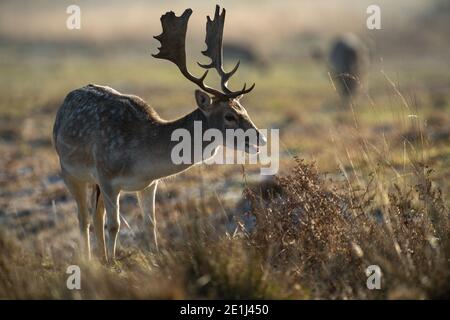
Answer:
[{"left": 53, "top": 6, "right": 266, "bottom": 262}]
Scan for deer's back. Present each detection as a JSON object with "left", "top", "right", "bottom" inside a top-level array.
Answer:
[{"left": 53, "top": 84, "right": 162, "bottom": 179}]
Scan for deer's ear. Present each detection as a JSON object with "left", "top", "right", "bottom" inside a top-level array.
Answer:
[{"left": 195, "top": 90, "right": 212, "bottom": 112}]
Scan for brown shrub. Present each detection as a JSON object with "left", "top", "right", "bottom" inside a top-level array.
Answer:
[{"left": 244, "top": 158, "right": 449, "bottom": 299}]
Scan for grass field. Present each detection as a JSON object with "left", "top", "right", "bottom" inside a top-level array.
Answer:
[{"left": 0, "top": 0, "right": 449, "bottom": 299}]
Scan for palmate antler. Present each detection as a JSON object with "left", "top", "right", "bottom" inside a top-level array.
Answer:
[
  {"left": 152, "top": 9, "right": 224, "bottom": 98},
  {"left": 152, "top": 6, "right": 255, "bottom": 99},
  {"left": 198, "top": 5, "right": 255, "bottom": 97}
]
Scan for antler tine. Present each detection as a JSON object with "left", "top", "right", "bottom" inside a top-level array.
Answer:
[
  {"left": 152, "top": 9, "right": 225, "bottom": 98},
  {"left": 240, "top": 83, "right": 256, "bottom": 95}
]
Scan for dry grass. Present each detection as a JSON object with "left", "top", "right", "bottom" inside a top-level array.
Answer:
[{"left": 0, "top": 154, "right": 448, "bottom": 299}]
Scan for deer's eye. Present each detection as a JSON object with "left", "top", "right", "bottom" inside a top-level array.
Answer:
[{"left": 225, "top": 114, "right": 237, "bottom": 122}]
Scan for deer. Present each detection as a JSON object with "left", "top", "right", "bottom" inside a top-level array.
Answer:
[
  {"left": 329, "top": 34, "right": 368, "bottom": 101},
  {"left": 52, "top": 6, "right": 266, "bottom": 263}
]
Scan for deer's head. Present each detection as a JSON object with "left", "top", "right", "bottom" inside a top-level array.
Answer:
[{"left": 153, "top": 6, "right": 266, "bottom": 154}]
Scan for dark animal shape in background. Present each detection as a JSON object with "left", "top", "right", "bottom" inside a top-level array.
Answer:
[
  {"left": 223, "top": 42, "right": 268, "bottom": 70},
  {"left": 329, "top": 34, "right": 368, "bottom": 99}
]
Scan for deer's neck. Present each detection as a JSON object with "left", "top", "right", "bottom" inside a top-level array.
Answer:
[
  {"left": 163, "top": 107, "right": 208, "bottom": 138},
  {"left": 138, "top": 108, "right": 219, "bottom": 180}
]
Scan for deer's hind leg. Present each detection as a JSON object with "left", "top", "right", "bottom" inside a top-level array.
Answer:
[
  {"left": 61, "top": 169, "right": 91, "bottom": 260},
  {"left": 98, "top": 182, "right": 121, "bottom": 261},
  {"left": 93, "top": 187, "right": 107, "bottom": 263}
]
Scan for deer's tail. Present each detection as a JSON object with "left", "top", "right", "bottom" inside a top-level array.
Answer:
[
  {"left": 91, "top": 184, "right": 101, "bottom": 217},
  {"left": 90, "top": 184, "right": 131, "bottom": 229}
]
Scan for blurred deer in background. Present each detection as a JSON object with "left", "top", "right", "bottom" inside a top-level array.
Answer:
[
  {"left": 53, "top": 6, "right": 266, "bottom": 262},
  {"left": 329, "top": 34, "right": 368, "bottom": 102},
  {"left": 223, "top": 41, "right": 269, "bottom": 70}
]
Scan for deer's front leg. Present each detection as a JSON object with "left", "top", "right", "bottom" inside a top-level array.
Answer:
[{"left": 137, "top": 180, "right": 159, "bottom": 250}]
